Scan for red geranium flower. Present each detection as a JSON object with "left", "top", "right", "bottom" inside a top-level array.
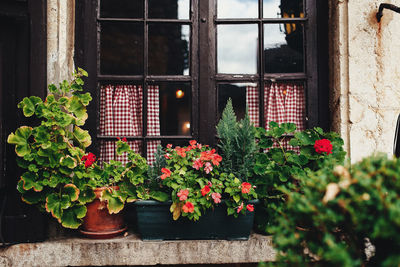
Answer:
[
  {"left": 182, "top": 202, "right": 194, "bottom": 213},
  {"left": 211, "top": 154, "right": 222, "bottom": 166},
  {"left": 246, "top": 204, "right": 254, "bottom": 212},
  {"left": 201, "top": 185, "right": 211, "bottom": 196},
  {"left": 161, "top": 168, "right": 171, "bottom": 180},
  {"left": 167, "top": 144, "right": 173, "bottom": 149},
  {"left": 177, "top": 189, "right": 189, "bottom": 201},
  {"left": 241, "top": 182, "right": 252, "bottom": 194},
  {"left": 175, "top": 147, "right": 186, "bottom": 157},
  {"left": 189, "top": 140, "right": 197, "bottom": 146},
  {"left": 122, "top": 137, "right": 127, "bottom": 142},
  {"left": 81, "top": 153, "right": 96, "bottom": 168},
  {"left": 314, "top": 139, "right": 333, "bottom": 155}
]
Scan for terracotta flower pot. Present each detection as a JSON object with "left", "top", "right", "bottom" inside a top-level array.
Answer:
[{"left": 80, "top": 186, "right": 127, "bottom": 239}]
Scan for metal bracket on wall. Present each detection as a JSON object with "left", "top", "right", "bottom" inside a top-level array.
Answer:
[{"left": 376, "top": 3, "right": 400, "bottom": 22}]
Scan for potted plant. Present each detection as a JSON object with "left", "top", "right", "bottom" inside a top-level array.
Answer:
[
  {"left": 132, "top": 140, "right": 258, "bottom": 240},
  {"left": 7, "top": 69, "right": 147, "bottom": 238},
  {"left": 252, "top": 121, "right": 346, "bottom": 234},
  {"left": 78, "top": 139, "right": 148, "bottom": 238}
]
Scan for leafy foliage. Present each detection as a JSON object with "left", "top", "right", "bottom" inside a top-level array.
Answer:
[
  {"left": 216, "top": 98, "right": 257, "bottom": 181},
  {"left": 149, "top": 140, "right": 257, "bottom": 221},
  {"left": 270, "top": 154, "right": 400, "bottom": 267},
  {"left": 253, "top": 122, "right": 346, "bottom": 234},
  {"left": 8, "top": 69, "right": 149, "bottom": 228},
  {"left": 9, "top": 68, "right": 94, "bottom": 228}
]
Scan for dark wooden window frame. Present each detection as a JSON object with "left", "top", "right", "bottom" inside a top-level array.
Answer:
[{"left": 75, "top": 0, "right": 329, "bottom": 156}]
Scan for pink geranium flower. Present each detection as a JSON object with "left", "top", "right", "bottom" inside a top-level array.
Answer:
[
  {"left": 204, "top": 162, "right": 213, "bottom": 174},
  {"left": 177, "top": 189, "right": 189, "bottom": 201},
  {"left": 211, "top": 192, "right": 221, "bottom": 204}
]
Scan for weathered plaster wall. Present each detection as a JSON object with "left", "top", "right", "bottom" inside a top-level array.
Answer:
[
  {"left": 330, "top": 0, "right": 400, "bottom": 162},
  {"left": 47, "top": 0, "right": 75, "bottom": 85}
]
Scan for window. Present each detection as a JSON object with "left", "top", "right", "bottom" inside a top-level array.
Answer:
[{"left": 75, "top": 0, "right": 329, "bottom": 162}]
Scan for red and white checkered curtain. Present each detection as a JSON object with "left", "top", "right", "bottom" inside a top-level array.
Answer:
[
  {"left": 99, "top": 85, "right": 161, "bottom": 165},
  {"left": 246, "top": 86, "right": 260, "bottom": 127},
  {"left": 264, "top": 82, "right": 305, "bottom": 131},
  {"left": 146, "top": 85, "right": 161, "bottom": 164},
  {"left": 99, "top": 85, "right": 143, "bottom": 165}
]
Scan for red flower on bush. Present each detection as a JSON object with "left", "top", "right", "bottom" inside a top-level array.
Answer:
[
  {"left": 167, "top": 144, "right": 173, "bottom": 149},
  {"left": 314, "top": 139, "right": 333, "bottom": 155},
  {"left": 211, "top": 192, "right": 221, "bottom": 204},
  {"left": 175, "top": 147, "right": 187, "bottom": 158},
  {"left": 246, "top": 204, "right": 254, "bottom": 212},
  {"left": 161, "top": 168, "right": 171, "bottom": 180},
  {"left": 182, "top": 202, "right": 194, "bottom": 213},
  {"left": 241, "top": 182, "right": 252, "bottom": 194},
  {"left": 177, "top": 189, "right": 189, "bottom": 201},
  {"left": 117, "top": 137, "right": 128, "bottom": 142},
  {"left": 201, "top": 185, "right": 211, "bottom": 196},
  {"left": 81, "top": 152, "right": 96, "bottom": 168}
]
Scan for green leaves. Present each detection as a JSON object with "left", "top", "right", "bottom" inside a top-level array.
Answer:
[
  {"left": 17, "top": 96, "right": 42, "bottom": 117},
  {"left": 100, "top": 188, "right": 125, "bottom": 214},
  {"left": 60, "top": 205, "right": 87, "bottom": 229},
  {"left": 73, "top": 126, "right": 91, "bottom": 148},
  {"left": 8, "top": 126, "right": 32, "bottom": 157}
]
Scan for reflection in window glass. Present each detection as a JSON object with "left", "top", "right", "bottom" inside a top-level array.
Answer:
[
  {"left": 149, "top": 24, "right": 190, "bottom": 75},
  {"left": 150, "top": 82, "right": 191, "bottom": 136},
  {"left": 263, "top": 0, "right": 303, "bottom": 18},
  {"left": 100, "top": 22, "right": 144, "bottom": 75},
  {"left": 217, "top": 25, "right": 258, "bottom": 74},
  {"left": 149, "top": 0, "right": 190, "bottom": 19},
  {"left": 264, "top": 24, "right": 304, "bottom": 73},
  {"left": 100, "top": 0, "right": 144, "bottom": 18},
  {"left": 217, "top": 0, "right": 258, "bottom": 18},
  {"left": 218, "top": 83, "right": 258, "bottom": 125}
]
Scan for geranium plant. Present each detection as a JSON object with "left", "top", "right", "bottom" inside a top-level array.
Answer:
[
  {"left": 7, "top": 68, "right": 95, "bottom": 228},
  {"left": 253, "top": 121, "right": 346, "bottom": 233},
  {"left": 77, "top": 139, "right": 149, "bottom": 214},
  {"left": 7, "top": 69, "right": 149, "bottom": 229},
  {"left": 150, "top": 140, "right": 257, "bottom": 221}
]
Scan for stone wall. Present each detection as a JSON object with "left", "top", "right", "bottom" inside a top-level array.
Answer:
[
  {"left": 47, "top": 0, "right": 75, "bottom": 85},
  {"left": 330, "top": 0, "right": 400, "bottom": 162}
]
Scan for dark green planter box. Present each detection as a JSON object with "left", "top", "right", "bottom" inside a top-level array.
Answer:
[{"left": 132, "top": 200, "right": 258, "bottom": 240}]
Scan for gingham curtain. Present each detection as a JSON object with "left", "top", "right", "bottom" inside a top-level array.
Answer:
[
  {"left": 99, "top": 85, "right": 160, "bottom": 165},
  {"left": 246, "top": 82, "right": 305, "bottom": 151}
]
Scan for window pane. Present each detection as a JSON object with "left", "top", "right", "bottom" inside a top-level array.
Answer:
[
  {"left": 264, "top": 23, "right": 304, "bottom": 73},
  {"left": 148, "top": 24, "right": 190, "bottom": 75},
  {"left": 100, "top": 22, "right": 144, "bottom": 75},
  {"left": 217, "top": 0, "right": 258, "bottom": 18},
  {"left": 264, "top": 81, "right": 305, "bottom": 131},
  {"left": 100, "top": 0, "right": 144, "bottom": 18},
  {"left": 263, "top": 0, "right": 304, "bottom": 18},
  {"left": 218, "top": 83, "right": 259, "bottom": 126},
  {"left": 148, "top": 82, "right": 191, "bottom": 136},
  {"left": 217, "top": 25, "right": 258, "bottom": 74},
  {"left": 149, "top": 0, "right": 190, "bottom": 19}
]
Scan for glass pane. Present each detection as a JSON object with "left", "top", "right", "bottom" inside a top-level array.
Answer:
[
  {"left": 100, "top": 22, "right": 144, "bottom": 75},
  {"left": 263, "top": 0, "right": 304, "bottom": 18},
  {"left": 148, "top": 24, "right": 190, "bottom": 75},
  {"left": 149, "top": 0, "right": 190, "bottom": 19},
  {"left": 264, "top": 23, "right": 304, "bottom": 73},
  {"left": 264, "top": 81, "right": 305, "bottom": 131},
  {"left": 148, "top": 83, "right": 191, "bottom": 136},
  {"left": 217, "top": 25, "right": 258, "bottom": 74},
  {"left": 217, "top": 0, "right": 258, "bottom": 18},
  {"left": 218, "top": 83, "right": 259, "bottom": 126},
  {"left": 100, "top": 0, "right": 144, "bottom": 18}
]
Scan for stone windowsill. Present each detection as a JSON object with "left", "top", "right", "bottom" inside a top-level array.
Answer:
[{"left": 0, "top": 233, "right": 276, "bottom": 266}]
